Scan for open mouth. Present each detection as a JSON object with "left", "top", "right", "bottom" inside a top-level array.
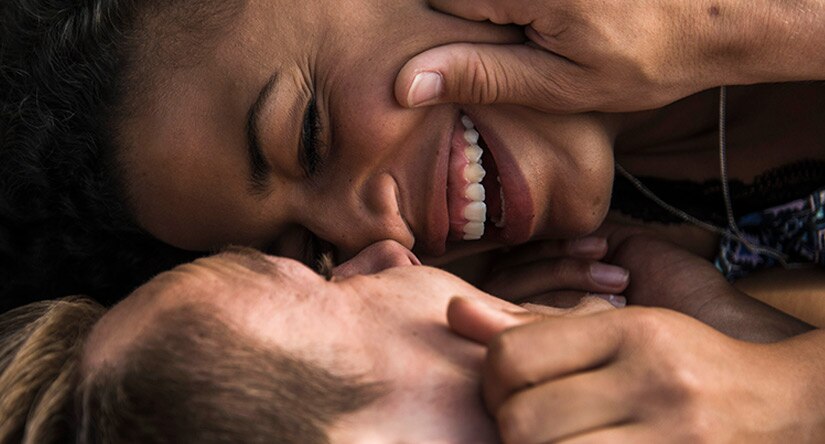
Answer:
[{"left": 447, "top": 115, "right": 506, "bottom": 241}]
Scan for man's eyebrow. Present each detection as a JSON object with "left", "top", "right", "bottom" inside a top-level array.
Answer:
[{"left": 246, "top": 72, "right": 280, "bottom": 191}]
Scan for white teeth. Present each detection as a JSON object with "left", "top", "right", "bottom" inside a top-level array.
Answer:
[
  {"left": 465, "top": 145, "right": 482, "bottom": 163},
  {"left": 463, "top": 222, "right": 484, "bottom": 240},
  {"left": 461, "top": 115, "right": 475, "bottom": 129},
  {"left": 459, "top": 115, "right": 487, "bottom": 241},
  {"left": 465, "top": 183, "right": 485, "bottom": 201},
  {"left": 463, "top": 128, "right": 479, "bottom": 145},
  {"left": 464, "top": 163, "right": 486, "bottom": 182},
  {"left": 464, "top": 201, "right": 487, "bottom": 222}
]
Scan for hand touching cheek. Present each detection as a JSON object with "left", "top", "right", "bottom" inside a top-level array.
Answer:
[{"left": 448, "top": 297, "right": 824, "bottom": 443}]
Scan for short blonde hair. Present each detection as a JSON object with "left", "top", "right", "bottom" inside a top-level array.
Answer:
[
  {"left": 76, "top": 304, "right": 386, "bottom": 444},
  {"left": 0, "top": 298, "right": 105, "bottom": 444}
]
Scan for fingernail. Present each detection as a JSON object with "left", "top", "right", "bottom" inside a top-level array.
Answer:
[
  {"left": 407, "top": 72, "right": 443, "bottom": 107},
  {"left": 590, "top": 294, "right": 627, "bottom": 308},
  {"left": 568, "top": 237, "right": 607, "bottom": 257},
  {"left": 589, "top": 263, "right": 629, "bottom": 287}
]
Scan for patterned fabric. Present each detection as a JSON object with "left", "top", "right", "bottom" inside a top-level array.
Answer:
[{"left": 716, "top": 187, "right": 825, "bottom": 281}]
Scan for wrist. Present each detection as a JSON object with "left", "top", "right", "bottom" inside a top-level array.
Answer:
[{"left": 759, "top": 333, "right": 825, "bottom": 439}]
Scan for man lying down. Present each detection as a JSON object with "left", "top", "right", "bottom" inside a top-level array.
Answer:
[
  {"left": 68, "top": 241, "right": 616, "bottom": 444},
  {"left": 3, "top": 238, "right": 813, "bottom": 443}
]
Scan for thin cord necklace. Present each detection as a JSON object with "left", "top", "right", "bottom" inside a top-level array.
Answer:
[{"left": 615, "top": 86, "right": 792, "bottom": 267}]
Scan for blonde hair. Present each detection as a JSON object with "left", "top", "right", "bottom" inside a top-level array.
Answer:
[
  {"left": 0, "top": 297, "right": 105, "bottom": 444},
  {"left": 76, "top": 304, "right": 385, "bottom": 444}
]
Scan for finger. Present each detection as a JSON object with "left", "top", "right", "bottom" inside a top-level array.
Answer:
[
  {"left": 448, "top": 296, "right": 543, "bottom": 344},
  {"left": 610, "top": 234, "right": 729, "bottom": 310},
  {"left": 521, "top": 291, "right": 593, "bottom": 309},
  {"left": 427, "top": 0, "right": 535, "bottom": 25},
  {"left": 495, "top": 370, "right": 633, "bottom": 444},
  {"left": 522, "top": 293, "right": 621, "bottom": 314},
  {"left": 483, "top": 259, "right": 629, "bottom": 301},
  {"left": 559, "top": 425, "right": 649, "bottom": 444},
  {"left": 522, "top": 293, "right": 624, "bottom": 311},
  {"left": 482, "top": 312, "right": 626, "bottom": 412},
  {"left": 493, "top": 237, "right": 609, "bottom": 271},
  {"left": 395, "top": 43, "right": 590, "bottom": 112}
]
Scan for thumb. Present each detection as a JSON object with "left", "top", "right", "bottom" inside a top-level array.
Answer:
[
  {"left": 395, "top": 43, "right": 587, "bottom": 112},
  {"left": 447, "top": 296, "right": 541, "bottom": 344}
]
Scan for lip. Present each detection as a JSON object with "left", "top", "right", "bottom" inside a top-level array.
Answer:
[
  {"left": 418, "top": 113, "right": 536, "bottom": 257},
  {"left": 417, "top": 115, "right": 457, "bottom": 256}
]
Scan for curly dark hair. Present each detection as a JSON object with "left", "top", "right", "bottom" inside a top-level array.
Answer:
[{"left": 0, "top": 0, "right": 203, "bottom": 312}]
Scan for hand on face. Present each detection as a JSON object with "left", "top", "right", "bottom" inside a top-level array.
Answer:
[
  {"left": 604, "top": 229, "right": 813, "bottom": 342},
  {"left": 395, "top": 0, "right": 758, "bottom": 113},
  {"left": 448, "top": 294, "right": 812, "bottom": 443},
  {"left": 480, "top": 237, "right": 629, "bottom": 308}
]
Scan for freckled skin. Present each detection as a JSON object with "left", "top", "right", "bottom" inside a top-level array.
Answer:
[{"left": 119, "top": 0, "right": 617, "bottom": 262}]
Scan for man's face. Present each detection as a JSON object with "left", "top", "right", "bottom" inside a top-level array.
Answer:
[
  {"left": 84, "top": 242, "right": 524, "bottom": 442},
  {"left": 120, "top": 0, "right": 618, "bottom": 266}
]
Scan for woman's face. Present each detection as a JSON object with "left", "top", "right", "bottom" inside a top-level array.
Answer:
[{"left": 120, "top": 0, "right": 617, "bottom": 263}]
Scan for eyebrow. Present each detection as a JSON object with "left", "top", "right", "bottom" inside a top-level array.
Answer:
[{"left": 245, "top": 72, "right": 280, "bottom": 191}]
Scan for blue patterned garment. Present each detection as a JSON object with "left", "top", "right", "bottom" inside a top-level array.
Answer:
[{"left": 716, "top": 187, "right": 825, "bottom": 281}]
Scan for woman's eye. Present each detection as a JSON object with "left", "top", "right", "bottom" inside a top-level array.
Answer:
[{"left": 299, "top": 96, "right": 325, "bottom": 177}]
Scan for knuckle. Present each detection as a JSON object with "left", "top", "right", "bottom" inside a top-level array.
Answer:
[
  {"left": 534, "top": 70, "right": 587, "bottom": 112},
  {"left": 674, "top": 407, "right": 716, "bottom": 444},
  {"left": 627, "top": 306, "right": 669, "bottom": 340},
  {"left": 629, "top": 317, "right": 705, "bottom": 405},
  {"left": 487, "top": 332, "right": 518, "bottom": 368},
  {"left": 496, "top": 399, "right": 537, "bottom": 444},
  {"left": 457, "top": 46, "right": 504, "bottom": 105},
  {"left": 487, "top": 332, "right": 530, "bottom": 382}
]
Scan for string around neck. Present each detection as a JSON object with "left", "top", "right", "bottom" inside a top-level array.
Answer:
[{"left": 615, "top": 86, "right": 792, "bottom": 267}]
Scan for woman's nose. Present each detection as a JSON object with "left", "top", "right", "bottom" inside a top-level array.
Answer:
[
  {"left": 309, "top": 172, "right": 415, "bottom": 260},
  {"left": 332, "top": 240, "right": 421, "bottom": 278}
]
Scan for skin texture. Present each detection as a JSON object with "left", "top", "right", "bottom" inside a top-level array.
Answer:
[
  {"left": 83, "top": 241, "right": 614, "bottom": 443},
  {"left": 449, "top": 237, "right": 823, "bottom": 443},
  {"left": 83, "top": 239, "right": 819, "bottom": 442},
  {"left": 118, "top": 0, "right": 619, "bottom": 264},
  {"left": 395, "top": 0, "right": 825, "bottom": 112},
  {"left": 118, "top": 0, "right": 825, "bottom": 273}
]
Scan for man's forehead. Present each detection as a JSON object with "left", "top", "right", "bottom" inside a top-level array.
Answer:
[{"left": 83, "top": 249, "right": 326, "bottom": 364}]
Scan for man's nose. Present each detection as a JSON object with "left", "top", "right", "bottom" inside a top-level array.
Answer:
[{"left": 331, "top": 240, "right": 421, "bottom": 278}]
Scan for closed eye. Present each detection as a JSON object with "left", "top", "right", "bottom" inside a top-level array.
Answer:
[{"left": 299, "top": 96, "right": 325, "bottom": 177}]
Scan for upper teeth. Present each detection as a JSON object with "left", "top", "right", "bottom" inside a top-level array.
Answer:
[{"left": 461, "top": 116, "right": 487, "bottom": 240}]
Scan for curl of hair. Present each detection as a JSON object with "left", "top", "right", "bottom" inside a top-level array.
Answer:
[
  {"left": 0, "top": 297, "right": 105, "bottom": 444},
  {"left": 0, "top": 0, "right": 199, "bottom": 310}
]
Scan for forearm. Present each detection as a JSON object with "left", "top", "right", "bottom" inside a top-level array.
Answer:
[
  {"left": 720, "top": 0, "right": 825, "bottom": 83},
  {"left": 762, "top": 329, "right": 825, "bottom": 438},
  {"left": 736, "top": 267, "right": 825, "bottom": 328},
  {"left": 693, "top": 287, "right": 814, "bottom": 343}
]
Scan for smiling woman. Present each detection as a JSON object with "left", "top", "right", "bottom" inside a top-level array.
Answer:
[
  {"left": 0, "top": 0, "right": 604, "bottom": 307},
  {"left": 114, "top": 0, "right": 621, "bottom": 263},
  {"left": 2, "top": 0, "right": 825, "bottom": 310}
]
